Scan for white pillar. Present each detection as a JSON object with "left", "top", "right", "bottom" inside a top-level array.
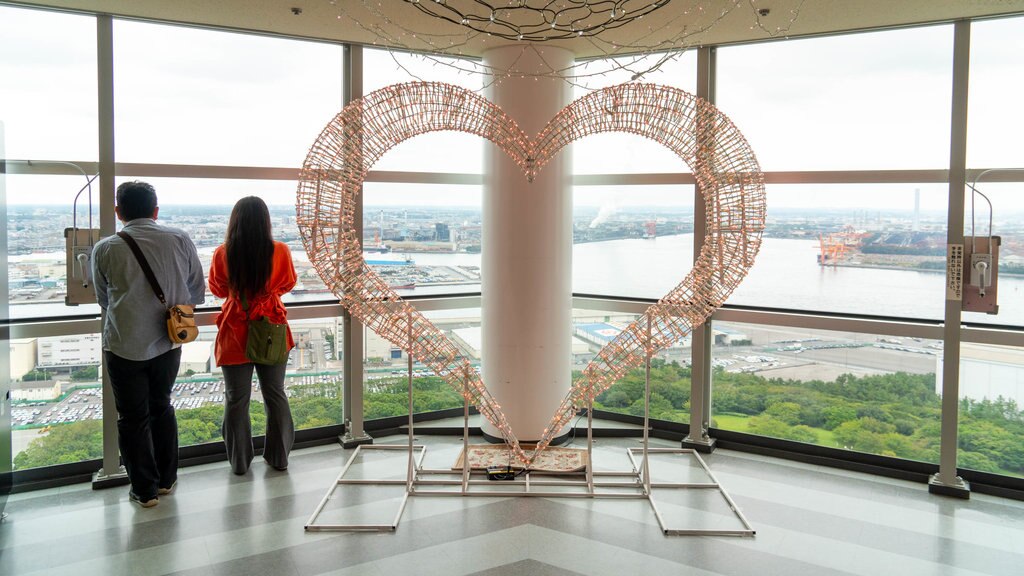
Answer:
[{"left": 481, "top": 46, "right": 574, "bottom": 442}]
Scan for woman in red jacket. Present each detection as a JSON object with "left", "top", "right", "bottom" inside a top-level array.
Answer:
[{"left": 209, "top": 196, "right": 296, "bottom": 474}]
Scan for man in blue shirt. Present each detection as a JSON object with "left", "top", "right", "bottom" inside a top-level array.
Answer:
[{"left": 93, "top": 181, "right": 205, "bottom": 507}]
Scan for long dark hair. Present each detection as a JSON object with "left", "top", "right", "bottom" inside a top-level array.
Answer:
[{"left": 224, "top": 196, "right": 274, "bottom": 299}]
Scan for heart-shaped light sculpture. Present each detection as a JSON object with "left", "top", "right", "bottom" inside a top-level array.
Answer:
[{"left": 297, "top": 82, "right": 765, "bottom": 466}]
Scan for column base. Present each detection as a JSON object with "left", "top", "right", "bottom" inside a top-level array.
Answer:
[
  {"left": 681, "top": 435, "right": 717, "bottom": 454},
  {"left": 91, "top": 466, "right": 129, "bottom": 490},
  {"left": 339, "top": 432, "right": 374, "bottom": 449},
  {"left": 928, "top": 473, "right": 970, "bottom": 499},
  {"left": 481, "top": 429, "right": 573, "bottom": 447}
]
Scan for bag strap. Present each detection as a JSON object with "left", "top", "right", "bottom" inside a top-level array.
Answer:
[{"left": 117, "top": 231, "right": 166, "bottom": 306}]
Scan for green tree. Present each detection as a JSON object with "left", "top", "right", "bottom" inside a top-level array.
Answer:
[
  {"left": 627, "top": 393, "right": 675, "bottom": 420},
  {"left": 71, "top": 365, "right": 99, "bottom": 381},
  {"left": 958, "top": 450, "right": 999, "bottom": 472},
  {"left": 603, "top": 390, "right": 630, "bottom": 408},
  {"left": 961, "top": 396, "right": 1024, "bottom": 423},
  {"left": 893, "top": 419, "right": 917, "bottom": 436},
  {"left": 788, "top": 425, "right": 820, "bottom": 444},
  {"left": 822, "top": 404, "right": 858, "bottom": 430},
  {"left": 178, "top": 417, "right": 221, "bottom": 445},
  {"left": 958, "top": 417, "right": 1024, "bottom": 473},
  {"left": 291, "top": 396, "right": 344, "bottom": 428},
  {"left": 856, "top": 404, "right": 893, "bottom": 423},
  {"left": 324, "top": 332, "right": 336, "bottom": 358},
  {"left": 176, "top": 405, "right": 225, "bottom": 444},
  {"left": 14, "top": 420, "right": 102, "bottom": 470},
  {"left": 832, "top": 417, "right": 907, "bottom": 455},
  {"left": 747, "top": 415, "right": 818, "bottom": 443},
  {"left": 22, "top": 369, "right": 52, "bottom": 382},
  {"left": 765, "top": 401, "right": 802, "bottom": 426}
]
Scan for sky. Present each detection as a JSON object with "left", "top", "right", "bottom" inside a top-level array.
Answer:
[{"left": 2, "top": 6, "right": 1023, "bottom": 212}]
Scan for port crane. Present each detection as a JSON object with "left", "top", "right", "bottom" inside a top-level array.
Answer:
[{"left": 818, "top": 225, "right": 869, "bottom": 266}]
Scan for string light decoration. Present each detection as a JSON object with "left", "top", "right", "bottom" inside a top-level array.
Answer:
[
  {"left": 401, "top": 0, "right": 674, "bottom": 42},
  {"left": 328, "top": 0, "right": 806, "bottom": 89},
  {"left": 296, "top": 81, "right": 765, "bottom": 466}
]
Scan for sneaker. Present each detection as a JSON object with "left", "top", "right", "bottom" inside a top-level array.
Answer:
[
  {"left": 129, "top": 492, "right": 158, "bottom": 508},
  {"left": 158, "top": 481, "right": 177, "bottom": 496}
]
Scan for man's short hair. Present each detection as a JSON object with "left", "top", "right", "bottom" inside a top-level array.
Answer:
[{"left": 116, "top": 181, "right": 158, "bottom": 221}]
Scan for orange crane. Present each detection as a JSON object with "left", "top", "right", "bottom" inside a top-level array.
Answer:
[
  {"left": 818, "top": 233, "right": 848, "bottom": 265},
  {"left": 644, "top": 220, "right": 657, "bottom": 239},
  {"left": 818, "top": 225, "right": 868, "bottom": 266}
]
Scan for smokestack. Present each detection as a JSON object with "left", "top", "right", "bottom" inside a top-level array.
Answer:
[{"left": 913, "top": 188, "right": 921, "bottom": 232}]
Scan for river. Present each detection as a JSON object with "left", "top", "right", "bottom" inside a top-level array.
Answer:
[
  {"left": 8, "top": 235, "right": 1023, "bottom": 327},
  {"left": 398, "top": 234, "right": 1024, "bottom": 327}
]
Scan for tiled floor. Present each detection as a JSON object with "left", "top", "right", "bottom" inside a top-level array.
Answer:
[{"left": 1, "top": 433, "right": 1022, "bottom": 576}]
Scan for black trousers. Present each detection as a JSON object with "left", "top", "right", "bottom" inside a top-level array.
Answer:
[
  {"left": 105, "top": 347, "right": 181, "bottom": 500},
  {"left": 221, "top": 362, "right": 293, "bottom": 474}
]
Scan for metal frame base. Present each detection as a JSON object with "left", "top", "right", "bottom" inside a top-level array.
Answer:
[
  {"left": 339, "top": 432, "right": 374, "bottom": 449},
  {"left": 682, "top": 435, "right": 717, "bottom": 454},
  {"left": 91, "top": 466, "right": 129, "bottom": 490},
  {"left": 928, "top": 473, "right": 971, "bottom": 499},
  {"left": 305, "top": 443, "right": 755, "bottom": 536},
  {"left": 308, "top": 313, "right": 753, "bottom": 536}
]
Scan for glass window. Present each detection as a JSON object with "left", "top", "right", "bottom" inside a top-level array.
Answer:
[
  {"left": 363, "top": 48, "right": 485, "bottom": 94},
  {"left": 574, "top": 307, "right": 691, "bottom": 424},
  {"left": 362, "top": 49, "right": 485, "bottom": 174},
  {"left": 11, "top": 333, "right": 103, "bottom": 470},
  {"left": 711, "top": 320, "right": 941, "bottom": 465},
  {"left": 573, "top": 185, "right": 695, "bottom": 298},
  {"left": 964, "top": 16, "right": 1024, "bottom": 330},
  {"left": 363, "top": 308, "right": 477, "bottom": 420},
  {"left": 175, "top": 318, "right": 344, "bottom": 449},
  {"left": 574, "top": 51, "right": 698, "bottom": 92},
  {"left": 960, "top": 182, "right": 1024, "bottom": 328},
  {"left": 0, "top": 6, "right": 97, "bottom": 161},
  {"left": 172, "top": 326, "right": 220, "bottom": 448},
  {"left": 967, "top": 16, "right": 1024, "bottom": 168},
  {"left": 728, "top": 183, "right": 949, "bottom": 320},
  {"left": 112, "top": 176, "right": 334, "bottom": 305},
  {"left": 7, "top": 174, "right": 106, "bottom": 320},
  {"left": 573, "top": 133, "right": 695, "bottom": 176},
  {"left": 363, "top": 183, "right": 483, "bottom": 297},
  {"left": 951, "top": 342, "right": 1024, "bottom": 478},
  {"left": 573, "top": 51, "right": 698, "bottom": 175},
  {"left": 716, "top": 25, "right": 954, "bottom": 171},
  {"left": 371, "top": 132, "right": 484, "bottom": 174},
  {"left": 113, "top": 20, "right": 343, "bottom": 167},
  {"left": 360, "top": 306, "right": 687, "bottom": 424},
  {"left": 286, "top": 317, "right": 345, "bottom": 430}
]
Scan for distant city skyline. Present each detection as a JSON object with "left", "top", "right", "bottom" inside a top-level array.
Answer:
[
  {"left": 4, "top": 8, "right": 1024, "bottom": 211},
  {"left": 5, "top": 173, "right": 1004, "bottom": 213}
]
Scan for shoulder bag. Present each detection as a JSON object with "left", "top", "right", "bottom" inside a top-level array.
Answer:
[
  {"left": 241, "top": 292, "right": 290, "bottom": 365},
  {"left": 117, "top": 231, "right": 198, "bottom": 344}
]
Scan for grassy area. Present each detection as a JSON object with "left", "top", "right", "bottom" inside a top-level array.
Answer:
[
  {"left": 713, "top": 412, "right": 839, "bottom": 448},
  {"left": 712, "top": 412, "right": 752, "bottom": 432},
  {"left": 816, "top": 428, "right": 838, "bottom": 448}
]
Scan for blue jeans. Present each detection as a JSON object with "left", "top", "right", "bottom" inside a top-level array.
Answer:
[{"left": 105, "top": 347, "right": 181, "bottom": 500}]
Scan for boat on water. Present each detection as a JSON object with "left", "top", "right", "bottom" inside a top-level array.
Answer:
[{"left": 364, "top": 253, "right": 415, "bottom": 266}]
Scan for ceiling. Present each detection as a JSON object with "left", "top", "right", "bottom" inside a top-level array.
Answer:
[{"left": 12, "top": 0, "right": 1024, "bottom": 58}]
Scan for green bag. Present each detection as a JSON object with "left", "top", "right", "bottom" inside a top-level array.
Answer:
[{"left": 242, "top": 294, "right": 290, "bottom": 365}]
